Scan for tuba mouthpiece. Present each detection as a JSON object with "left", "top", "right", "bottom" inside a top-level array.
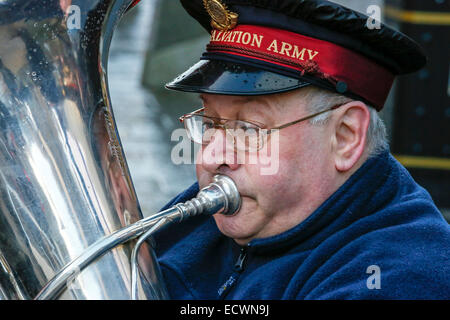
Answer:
[{"left": 176, "top": 175, "right": 241, "bottom": 219}]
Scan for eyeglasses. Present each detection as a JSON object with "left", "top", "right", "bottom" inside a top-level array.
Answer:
[{"left": 179, "top": 104, "right": 342, "bottom": 152}]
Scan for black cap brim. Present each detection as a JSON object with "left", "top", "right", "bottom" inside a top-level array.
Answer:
[{"left": 165, "top": 59, "right": 311, "bottom": 96}]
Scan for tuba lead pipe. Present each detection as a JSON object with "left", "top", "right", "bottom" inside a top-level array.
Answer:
[{"left": 34, "top": 175, "right": 241, "bottom": 300}]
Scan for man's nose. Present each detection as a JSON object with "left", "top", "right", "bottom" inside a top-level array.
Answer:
[{"left": 199, "top": 129, "right": 240, "bottom": 172}]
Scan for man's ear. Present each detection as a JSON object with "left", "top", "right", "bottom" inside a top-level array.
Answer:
[{"left": 331, "top": 101, "right": 370, "bottom": 172}]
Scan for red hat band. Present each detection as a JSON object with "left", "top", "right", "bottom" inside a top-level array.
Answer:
[{"left": 206, "top": 25, "right": 395, "bottom": 110}]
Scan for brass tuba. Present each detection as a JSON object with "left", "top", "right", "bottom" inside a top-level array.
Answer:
[{"left": 0, "top": 0, "right": 241, "bottom": 299}]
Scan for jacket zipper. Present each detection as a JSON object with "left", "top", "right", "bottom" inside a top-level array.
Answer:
[
  {"left": 218, "top": 246, "right": 248, "bottom": 299},
  {"left": 234, "top": 247, "right": 248, "bottom": 272}
]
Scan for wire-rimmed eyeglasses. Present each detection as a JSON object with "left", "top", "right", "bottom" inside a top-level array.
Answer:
[{"left": 179, "top": 104, "right": 342, "bottom": 152}]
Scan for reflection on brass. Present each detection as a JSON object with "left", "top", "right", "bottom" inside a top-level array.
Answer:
[
  {"left": 103, "top": 107, "right": 127, "bottom": 174},
  {"left": 0, "top": 0, "right": 166, "bottom": 300}
]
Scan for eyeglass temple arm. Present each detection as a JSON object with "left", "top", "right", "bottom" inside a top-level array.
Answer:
[
  {"left": 179, "top": 107, "right": 205, "bottom": 123},
  {"left": 270, "top": 104, "right": 342, "bottom": 131}
]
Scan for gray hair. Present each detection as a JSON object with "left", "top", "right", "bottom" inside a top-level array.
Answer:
[{"left": 301, "top": 87, "right": 388, "bottom": 157}]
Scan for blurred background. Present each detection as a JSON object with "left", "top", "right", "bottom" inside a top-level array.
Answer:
[{"left": 108, "top": 0, "right": 450, "bottom": 221}]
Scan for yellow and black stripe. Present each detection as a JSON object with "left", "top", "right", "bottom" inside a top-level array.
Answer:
[
  {"left": 394, "top": 155, "right": 450, "bottom": 171},
  {"left": 384, "top": 5, "right": 450, "bottom": 25}
]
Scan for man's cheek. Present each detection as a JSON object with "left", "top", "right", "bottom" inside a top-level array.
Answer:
[
  {"left": 195, "top": 148, "right": 202, "bottom": 167},
  {"left": 256, "top": 130, "right": 281, "bottom": 176}
]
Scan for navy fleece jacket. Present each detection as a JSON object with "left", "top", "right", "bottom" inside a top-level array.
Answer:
[{"left": 153, "top": 150, "right": 450, "bottom": 299}]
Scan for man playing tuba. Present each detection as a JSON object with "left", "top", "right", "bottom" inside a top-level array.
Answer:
[{"left": 152, "top": 0, "right": 450, "bottom": 300}]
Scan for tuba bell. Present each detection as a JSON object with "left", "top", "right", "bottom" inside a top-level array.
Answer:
[{"left": 0, "top": 0, "right": 241, "bottom": 300}]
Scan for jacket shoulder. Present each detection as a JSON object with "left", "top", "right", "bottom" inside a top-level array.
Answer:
[{"left": 300, "top": 208, "right": 450, "bottom": 299}]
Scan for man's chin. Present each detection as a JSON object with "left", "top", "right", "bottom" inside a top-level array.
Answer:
[
  {"left": 213, "top": 215, "right": 253, "bottom": 245},
  {"left": 212, "top": 197, "right": 260, "bottom": 244}
]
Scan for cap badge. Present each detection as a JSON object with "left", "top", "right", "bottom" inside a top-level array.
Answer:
[{"left": 203, "top": 0, "right": 238, "bottom": 31}]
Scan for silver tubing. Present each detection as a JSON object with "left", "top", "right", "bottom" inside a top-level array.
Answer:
[
  {"left": 34, "top": 206, "right": 179, "bottom": 300},
  {"left": 130, "top": 174, "right": 242, "bottom": 300},
  {"left": 131, "top": 218, "right": 168, "bottom": 300},
  {"left": 34, "top": 174, "right": 241, "bottom": 300}
]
